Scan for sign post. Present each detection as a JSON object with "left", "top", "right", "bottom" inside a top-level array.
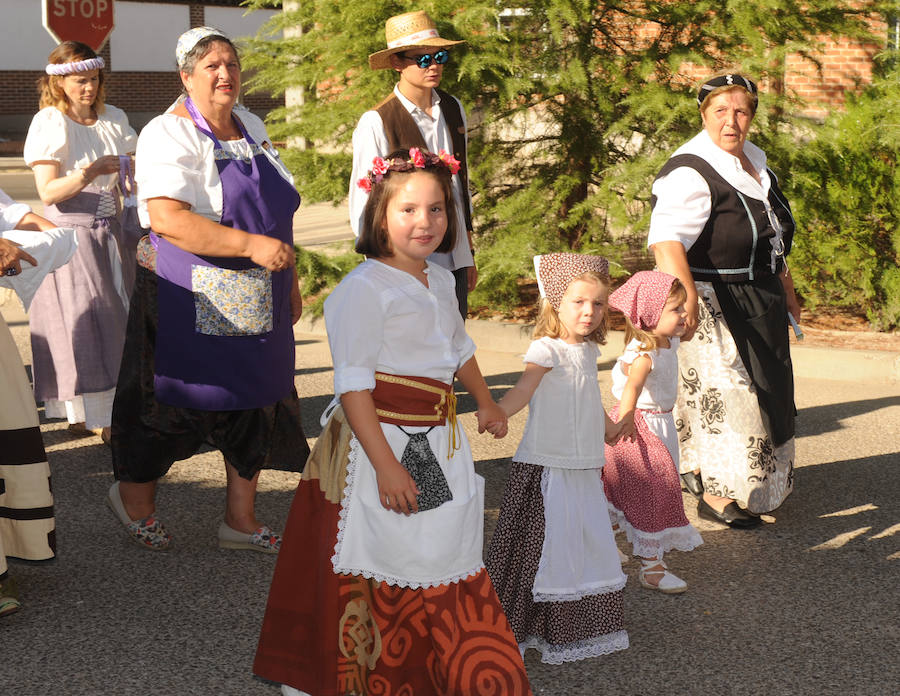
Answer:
[{"left": 42, "top": 0, "right": 115, "bottom": 52}]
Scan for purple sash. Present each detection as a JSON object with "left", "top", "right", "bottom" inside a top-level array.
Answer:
[{"left": 151, "top": 98, "right": 300, "bottom": 410}]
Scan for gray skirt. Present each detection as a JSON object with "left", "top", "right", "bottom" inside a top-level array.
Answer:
[{"left": 29, "top": 189, "right": 129, "bottom": 403}]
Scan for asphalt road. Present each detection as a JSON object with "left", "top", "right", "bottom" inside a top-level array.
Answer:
[{"left": 2, "top": 297, "right": 898, "bottom": 696}]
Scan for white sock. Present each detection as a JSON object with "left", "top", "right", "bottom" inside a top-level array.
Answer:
[{"left": 281, "top": 686, "right": 312, "bottom": 696}]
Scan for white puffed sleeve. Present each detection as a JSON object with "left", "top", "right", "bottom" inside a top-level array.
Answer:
[
  {"left": 105, "top": 104, "right": 138, "bottom": 152},
  {"left": 135, "top": 115, "right": 210, "bottom": 223},
  {"left": 324, "top": 271, "right": 384, "bottom": 396},
  {"left": 23, "top": 107, "right": 69, "bottom": 166},
  {"left": 523, "top": 338, "right": 557, "bottom": 369},
  {"left": 647, "top": 166, "right": 712, "bottom": 251},
  {"left": 0, "top": 188, "right": 30, "bottom": 231}
]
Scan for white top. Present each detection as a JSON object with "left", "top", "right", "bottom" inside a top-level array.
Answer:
[
  {"left": 0, "top": 189, "right": 78, "bottom": 311},
  {"left": 348, "top": 85, "right": 474, "bottom": 272},
  {"left": 134, "top": 108, "right": 293, "bottom": 228},
  {"left": 323, "top": 257, "right": 484, "bottom": 588},
  {"left": 324, "top": 258, "right": 476, "bottom": 396},
  {"left": 611, "top": 337, "right": 680, "bottom": 412},
  {"left": 24, "top": 105, "right": 137, "bottom": 192},
  {"left": 514, "top": 337, "right": 607, "bottom": 469},
  {"left": 648, "top": 130, "right": 788, "bottom": 250}
]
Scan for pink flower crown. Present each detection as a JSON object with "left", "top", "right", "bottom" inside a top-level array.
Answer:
[{"left": 356, "top": 147, "right": 461, "bottom": 192}]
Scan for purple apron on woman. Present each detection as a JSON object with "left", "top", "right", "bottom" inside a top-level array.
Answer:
[{"left": 151, "top": 98, "right": 300, "bottom": 411}]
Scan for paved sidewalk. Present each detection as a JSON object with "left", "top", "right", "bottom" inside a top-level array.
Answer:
[{"left": 1, "top": 296, "right": 898, "bottom": 695}]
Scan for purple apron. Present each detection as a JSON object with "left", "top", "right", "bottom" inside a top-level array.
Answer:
[{"left": 151, "top": 98, "right": 300, "bottom": 411}]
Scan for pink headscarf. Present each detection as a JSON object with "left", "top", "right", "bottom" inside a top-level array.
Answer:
[
  {"left": 608, "top": 270, "right": 677, "bottom": 330},
  {"left": 534, "top": 253, "right": 610, "bottom": 310}
]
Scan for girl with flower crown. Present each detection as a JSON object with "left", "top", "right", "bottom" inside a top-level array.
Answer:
[{"left": 255, "top": 149, "right": 532, "bottom": 696}]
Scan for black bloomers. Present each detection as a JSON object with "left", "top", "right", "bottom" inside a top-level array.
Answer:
[{"left": 110, "top": 264, "right": 309, "bottom": 483}]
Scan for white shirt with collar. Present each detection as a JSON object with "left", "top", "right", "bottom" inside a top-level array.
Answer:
[
  {"left": 648, "top": 130, "right": 780, "bottom": 251},
  {"left": 349, "top": 85, "right": 474, "bottom": 272}
]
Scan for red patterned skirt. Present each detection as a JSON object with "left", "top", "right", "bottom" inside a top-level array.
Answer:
[{"left": 254, "top": 465, "right": 533, "bottom": 695}]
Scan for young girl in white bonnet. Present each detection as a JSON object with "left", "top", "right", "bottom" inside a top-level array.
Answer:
[
  {"left": 603, "top": 270, "right": 703, "bottom": 593},
  {"left": 486, "top": 252, "right": 629, "bottom": 664}
]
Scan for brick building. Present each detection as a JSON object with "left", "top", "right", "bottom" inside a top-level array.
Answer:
[
  {"left": 1, "top": 2, "right": 895, "bottom": 145},
  {"left": 0, "top": 0, "right": 278, "bottom": 144}
]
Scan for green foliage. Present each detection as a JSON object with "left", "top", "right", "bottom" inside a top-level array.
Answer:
[
  {"left": 294, "top": 244, "right": 362, "bottom": 316},
  {"left": 781, "top": 66, "right": 900, "bottom": 329},
  {"left": 245, "top": 0, "right": 893, "bottom": 323}
]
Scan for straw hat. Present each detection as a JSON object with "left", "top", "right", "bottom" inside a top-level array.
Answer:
[{"left": 368, "top": 11, "right": 465, "bottom": 70}]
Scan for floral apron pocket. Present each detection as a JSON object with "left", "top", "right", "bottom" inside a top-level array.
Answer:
[
  {"left": 395, "top": 426, "right": 454, "bottom": 512},
  {"left": 191, "top": 265, "right": 273, "bottom": 336}
]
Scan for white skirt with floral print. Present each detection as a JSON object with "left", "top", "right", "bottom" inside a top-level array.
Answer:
[{"left": 675, "top": 281, "right": 794, "bottom": 514}]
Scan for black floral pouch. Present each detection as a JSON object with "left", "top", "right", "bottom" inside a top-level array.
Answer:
[{"left": 396, "top": 426, "right": 453, "bottom": 512}]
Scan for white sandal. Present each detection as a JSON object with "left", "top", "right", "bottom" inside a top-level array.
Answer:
[{"left": 638, "top": 558, "right": 687, "bottom": 594}]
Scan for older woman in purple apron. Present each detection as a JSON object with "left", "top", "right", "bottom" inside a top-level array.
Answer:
[
  {"left": 23, "top": 41, "right": 137, "bottom": 442},
  {"left": 107, "top": 28, "right": 309, "bottom": 553}
]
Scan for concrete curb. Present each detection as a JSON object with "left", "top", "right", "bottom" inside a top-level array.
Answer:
[{"left": 296, "top": 316, "right": 900, "bottom": 384}]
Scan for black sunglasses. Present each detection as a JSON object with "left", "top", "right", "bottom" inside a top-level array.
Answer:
[{"left": 400, "top": 49, "right": 450, "bottom": 69}]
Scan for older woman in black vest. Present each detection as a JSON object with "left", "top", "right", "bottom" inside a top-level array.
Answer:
[{"left": 650, "top": 74, "right": 801, "bottom": 528}]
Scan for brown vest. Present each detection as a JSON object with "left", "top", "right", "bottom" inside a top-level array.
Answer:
[{"left": 374, "top": 88, "right": 472, "bottom": 232}]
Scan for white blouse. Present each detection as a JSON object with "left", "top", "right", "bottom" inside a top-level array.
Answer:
[
  {"left": 23, "top": 105, "right": 137, "bottom": 192},
  {"left": 514, "top": 337, "right": 607, "bottom": 469},
  {"left": 324, "top": 258, "right": 476, "bottom": 396},
  {"left": 647, "top": 130, "right": 776, "bottom": 251},
  {"left": 611, "top": 337, "right": 680, "bottom": 412},
  {"left": 134, "top": 107, "right": 293, "bottom": 228}
]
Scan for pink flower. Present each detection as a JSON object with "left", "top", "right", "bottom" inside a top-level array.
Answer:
[
  {"left": 438, "top": 149, "right": 461, "bottom": 175},
  {"left": 409, "top": 147, "right": 426, "bottom": 168},
  {"left": 371, "top": 156, "right": 389, "bottom": 176},
  {"left": 356, "top": 177, "right": 372, "bottom": 192}
]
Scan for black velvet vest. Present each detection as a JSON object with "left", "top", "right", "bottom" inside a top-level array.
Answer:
[
  {"left": 375, "top": 89, "right": 472, "bottom": 232},
  {"left": 651, "top": 154, "right": 794, "bottom": 283}
]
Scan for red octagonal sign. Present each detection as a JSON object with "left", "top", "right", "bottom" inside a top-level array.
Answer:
[{"left": 43, "top": 0, "right": 115, "bottom": 52}]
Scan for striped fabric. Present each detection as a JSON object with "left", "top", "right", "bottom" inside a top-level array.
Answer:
[{"left": 0, "top": 316, "right": 55, "bottom": 576}]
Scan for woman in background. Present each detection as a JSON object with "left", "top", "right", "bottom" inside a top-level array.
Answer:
[{"left": 23, "top": 41, "right": 137, "bottom": 442}]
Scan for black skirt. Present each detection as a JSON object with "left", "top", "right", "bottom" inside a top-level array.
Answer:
[{"left": 111, "top": 264, "right": 309, "bottom": 482}]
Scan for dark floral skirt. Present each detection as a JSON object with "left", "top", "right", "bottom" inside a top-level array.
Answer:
[{"left": 111, "top": 264, "right": 309, "bottom": 482}]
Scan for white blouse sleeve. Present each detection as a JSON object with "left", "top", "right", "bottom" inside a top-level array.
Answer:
[
  {"left": 135, "top": 115, "right": 209, "bottom": 212},
  {"left": 523, "top": 338, "right": 556, "bottom": 369},
  {"left": 348, "top": 110, "right": 390, "bottom": 237},
  {"left": 0, "top": 188, "right": 30, "bottom": 230},
  {"left": 647, "top": 166, "right": 712, "bottom": 251},
  {"left": 23, "top": 108, "right": 69, "bottom": 166},
  {"left": 324, "top": 270, "right": 384, "bottom": 396},
  {"left": 106, "top": 105, "right": 138, "bottom": 153}
]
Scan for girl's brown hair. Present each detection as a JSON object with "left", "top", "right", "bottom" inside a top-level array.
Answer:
[
  {"left": 38, "top": 41, "right": 106, "bottom": 114},
  {"left": 622, "top": 278, "right": 688, "bottom": 352},
  {"left": 356, "top": 149, "right": 457, "bottom": 258},
  {"left": 533, "top": 271, "right": 610, "bottom": 345}
]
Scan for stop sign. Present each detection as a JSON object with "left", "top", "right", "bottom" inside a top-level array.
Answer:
[{"left": 43, "top": 0, "right": 115, "bottom": 52}]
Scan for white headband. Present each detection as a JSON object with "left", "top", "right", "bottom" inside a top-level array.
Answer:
[{"left": 45, "top": 57, "right": 105, "bottom": 76}]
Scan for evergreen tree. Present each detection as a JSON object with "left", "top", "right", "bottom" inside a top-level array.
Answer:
[{"left": 242, "top": 1, "right": 887, "bottom": 313}]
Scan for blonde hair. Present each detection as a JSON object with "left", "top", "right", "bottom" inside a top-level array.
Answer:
[
  {"left": 533, "top": 271, "right": 610, "bottom": 345},
  {"left": 621, "top": 279, "right": 688, "bottom": 352},
  {"left": 38, "top": 42, "right": 106, "bottom": 114}
]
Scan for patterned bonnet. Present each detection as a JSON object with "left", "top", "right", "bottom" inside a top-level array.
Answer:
[
  {"left": 534, "top": 253, "right": 610, "bottom": 311},
  {"left": 608, "top": 270, "right": 677, "bottom": 330}
]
